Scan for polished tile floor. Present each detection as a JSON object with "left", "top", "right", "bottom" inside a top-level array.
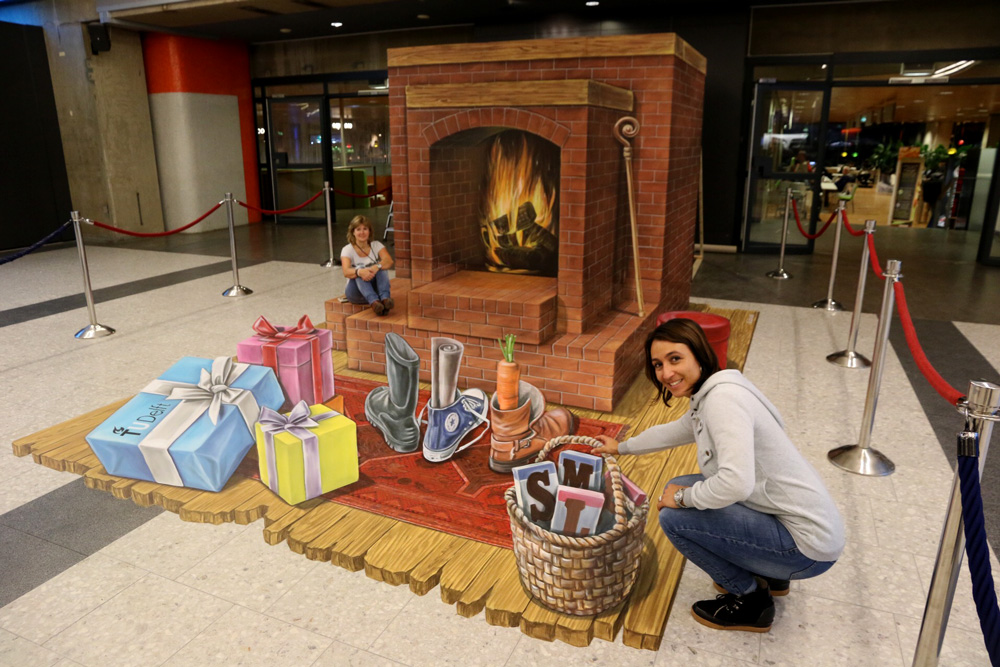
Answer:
[{"left": 1, "top": 214, "right": 999, "bottom": 666}]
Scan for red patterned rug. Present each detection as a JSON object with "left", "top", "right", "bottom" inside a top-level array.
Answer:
[{"left": 296, "top": 376, "right": 627, "bottom": 549}]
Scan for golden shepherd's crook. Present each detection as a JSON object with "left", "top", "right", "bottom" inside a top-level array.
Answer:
[{"left": 613, "top": 116, "right": 644, "bottom": 318}]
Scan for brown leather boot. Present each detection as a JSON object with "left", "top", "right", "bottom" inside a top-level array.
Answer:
[{"left": 488, "top": 381, "right": 577, "bottom": 473}]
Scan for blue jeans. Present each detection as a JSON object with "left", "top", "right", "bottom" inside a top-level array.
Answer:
[
  {"left": 345, "top": 270, "right": 391, "bottom": 305},
  {"left": 659, "top": 474, "right": 835, "bottom": 595}
]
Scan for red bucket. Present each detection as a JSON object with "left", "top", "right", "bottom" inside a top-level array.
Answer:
[{"left": 655, "top": 311, "right": 731, "bottom": 369}]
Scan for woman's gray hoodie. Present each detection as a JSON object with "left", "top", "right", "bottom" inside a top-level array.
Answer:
[{"left": 618, "top": 369, "right": 845, "bottom": 562}]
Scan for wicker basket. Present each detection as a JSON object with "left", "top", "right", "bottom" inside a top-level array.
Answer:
[{"left": 505, "top": 435, "right": 649, "bottom": 616}]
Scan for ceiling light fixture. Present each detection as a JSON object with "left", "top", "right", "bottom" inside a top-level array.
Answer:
[
  {"left": 934, "top": 60, "right": 975, "bottom": 77},
  {"left": 586, "top": 1, "right": 600, "bottom": 6},
  {"left": 417, "top": 13, "right": 430, "bottom": 19},
  {"left": 280, "top": 28, "right": 292, "bottom": 33},
  {"left": 331, "top": 21, "right": 343, "bottom": 27}
]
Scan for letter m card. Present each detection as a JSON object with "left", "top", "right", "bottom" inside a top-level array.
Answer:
[
  {"left": 550, "top": 486, "right": 605, "bottom": 537},
  {"left": 512, "top": 461, "right": 557, "bottom": 522},
  {"left": 557, "top": 450, "right": 603, "bottom": 491}
]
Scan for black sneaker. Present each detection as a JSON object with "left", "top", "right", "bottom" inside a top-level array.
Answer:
[
  {"left": 692, "top": 582, "right": 774, "bottom": 632},
  {"left": 714, "top": 576, "right": 790, "bottom": 597}
]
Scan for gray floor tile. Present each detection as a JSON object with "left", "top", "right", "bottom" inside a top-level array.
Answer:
[
  {"left": 0, "top": 525, "right": 84, "bottom": 607},
  {"left": 0, "top": 478, "right": 162, "bottom": 556}
]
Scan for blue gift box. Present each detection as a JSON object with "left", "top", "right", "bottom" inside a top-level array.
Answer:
[{"left": 86, "top": 356, "right": 285, "bottom": 492}]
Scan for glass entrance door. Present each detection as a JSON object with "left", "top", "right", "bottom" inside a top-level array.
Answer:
[
  {"left": 267, "top": 97, "right": 327, "bottom": 222},
  {"left": 328, "top": 95, "right": 391, "bottom": 214},
  {"left": 743, "top": 83, "right": 829, "bottom": 251}
]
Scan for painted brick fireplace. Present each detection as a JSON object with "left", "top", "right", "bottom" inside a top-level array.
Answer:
[{"left": 325, "top": 34, "right": 706, "bottom": 412}]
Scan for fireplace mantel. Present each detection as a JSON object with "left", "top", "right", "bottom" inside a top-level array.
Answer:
[{"left": 405, "top": 80, "right": 634, "bottom": 111}]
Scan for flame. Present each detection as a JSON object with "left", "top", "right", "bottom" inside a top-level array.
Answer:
[{"left": 479, "top": 133, "right": 558, "bottom": 274}]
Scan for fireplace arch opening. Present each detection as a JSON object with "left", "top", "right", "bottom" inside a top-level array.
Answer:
[{"left": 430, "top": 128, "right": 559, "bottom": 277}]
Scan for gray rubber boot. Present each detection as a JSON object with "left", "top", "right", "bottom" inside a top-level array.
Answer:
[{"left": 365, "top": 332, "right": 421, "bottom": 452}]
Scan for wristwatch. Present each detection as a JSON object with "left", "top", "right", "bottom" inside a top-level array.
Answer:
[{"left": 673, "top": 488, "right": 687, "bottom": 508}]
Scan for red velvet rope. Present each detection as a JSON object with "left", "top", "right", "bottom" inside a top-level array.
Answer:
[
  {"left": 238, "top": 190, "right": 323, "bottom": 215},
  {"left": 841, "top": 210, "right": 865, "bottom": 237},
  {"left": 867, "top": 234, "right": 886, "bottom": 280},
  {"left": 791, "top": 198, "right": 838, "bottom": 240},
  {"left": 893, "top": 281, "right": 965, "bottom": 405},
  {"left": 89, "top": 203, "right": 222, "bottom": 237}
]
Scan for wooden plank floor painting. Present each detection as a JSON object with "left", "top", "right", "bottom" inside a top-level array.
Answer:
[{"left": 11, "top": 304, "right": 757, "bottom": 651}]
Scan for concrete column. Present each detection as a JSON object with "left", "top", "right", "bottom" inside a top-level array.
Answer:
[{"left": 144, "top": 34, "right": 260, "bottom": 232}]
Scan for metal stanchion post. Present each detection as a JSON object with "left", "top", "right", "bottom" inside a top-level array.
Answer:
[
  {"left": 827, "top": 258, "right": 900, "bottom": 476},
  {"left": 320, "top": 181, "right": 336, "bottom": 268},
  {"left": 828, "top": 219, "right": 876, "bottom": 368},
  {"left": 71, "top": 211, "right": 115, "bottom": 339},
  {"left": 812, "top": 200, "right": 846, "bottom": 311},
  {"left": 221, "top": 192, "right": 253, "bottom": 297},
  {"left": 766, "top": 187, "right": 792, "bottom": 280},
  {"left": 913, "top": 380, "right": 1000, "bottom": 667}
]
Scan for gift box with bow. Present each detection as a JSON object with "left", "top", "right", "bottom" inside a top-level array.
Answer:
[
  {"left": 255, "top": 399, "right": 358, "bottom": 505},
  {"left": 86, "top": 356, "right": 285, "bottom": 492},
  {"left": 236, "top": 315, "right": 334, "bottom": 408}
]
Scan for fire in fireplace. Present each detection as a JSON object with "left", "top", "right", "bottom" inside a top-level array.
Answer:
[{"left": 479, "top": 131, "right": 559, "bottom": 276}]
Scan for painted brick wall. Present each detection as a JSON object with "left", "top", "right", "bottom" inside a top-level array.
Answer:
[{"left": 388, "top": 52, "right": 705, "bottom": 322}]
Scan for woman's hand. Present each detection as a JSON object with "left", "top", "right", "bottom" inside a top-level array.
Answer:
[
  {"left": 591, "top": 435, "right": 620, "bottom": 456},
  {"left": 359, "top": 267, "right": 375, "bottom": 281},
  {"left": 658, "top": 483, "right": 689, "bottom": 510}
]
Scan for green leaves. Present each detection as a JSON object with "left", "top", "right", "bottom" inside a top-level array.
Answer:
[{"left": 498, "top": 333, "right": 516, "bottom": 363}]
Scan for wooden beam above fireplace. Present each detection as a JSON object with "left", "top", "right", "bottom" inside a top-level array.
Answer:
[
  {"left": 388, "top": 33, "right": 707, "bottom": 75},
  {"left": 405, "top": 80, "right": 633, "bottom": 112}
]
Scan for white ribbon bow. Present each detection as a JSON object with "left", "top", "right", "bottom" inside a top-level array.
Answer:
[{"left": 166, "top": 357, "right": 255, "bottom": 425}]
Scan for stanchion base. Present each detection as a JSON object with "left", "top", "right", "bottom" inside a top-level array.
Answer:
[
  {"left": 827, "top": 444, "right": 895, "bottom": 476},
  {"left": 222, "top": 285, "right": 253, "bottom": 297},
  {"left": 319, "top": 259, "right": 336, "bottom": 268},
  {"left": 811, "top": 298, "right": 844, "bottom": 312},
  {"left": 75, "top": 324, "right": 115, "bottom": 339},
  {"left": 767, "top": 269, "right": 792, "bottom": 280},
  {"left": 827, "top": 349, "right": 872, "bottom": 369}
]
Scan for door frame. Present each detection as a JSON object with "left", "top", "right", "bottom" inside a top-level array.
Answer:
[{"left": 741, "top": 81, "right": 829, "bottom": 252}]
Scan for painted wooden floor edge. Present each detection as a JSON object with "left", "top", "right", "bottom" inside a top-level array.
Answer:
[{"left": 9, "top": 304, "right": 757, "bottom": 651}]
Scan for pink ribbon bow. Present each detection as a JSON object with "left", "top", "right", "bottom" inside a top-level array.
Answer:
[{"left": 252, "top": 314, "right": 315, "bottom": 340}]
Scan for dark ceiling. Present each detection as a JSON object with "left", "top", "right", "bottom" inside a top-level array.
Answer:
[{"left": 103, "top": 0, "right": 695, "bottom": 44}]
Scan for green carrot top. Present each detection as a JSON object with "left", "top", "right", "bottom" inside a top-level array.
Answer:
[{"left": 498, "top": 333, "right": 516, "bottom": 363}]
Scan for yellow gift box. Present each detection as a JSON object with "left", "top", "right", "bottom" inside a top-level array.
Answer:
[{"left": 255, "top": 398, "right": 358, "bottom": 505}]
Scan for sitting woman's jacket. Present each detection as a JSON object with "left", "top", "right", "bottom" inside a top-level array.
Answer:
[{"left": 619, "top": 370, "right": 845, "bottom": 562}]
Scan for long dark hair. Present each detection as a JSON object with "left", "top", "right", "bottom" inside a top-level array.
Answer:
[{"left": 644, "top": 318, "right": 720, "bottom": 406}]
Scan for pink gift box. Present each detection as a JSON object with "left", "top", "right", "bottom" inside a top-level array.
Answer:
[
  {"left": 602, "top": 468, "right": 648, "bottom": 511},
  {"left": 237, "top": 315, "right": 334, "bottom": 408}
]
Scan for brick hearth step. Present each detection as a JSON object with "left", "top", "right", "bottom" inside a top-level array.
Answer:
[{"left": 406, "top": 271, "right": 557, "bottom": 345}]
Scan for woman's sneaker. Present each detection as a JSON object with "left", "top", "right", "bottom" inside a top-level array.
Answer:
[
  {"left": 714, "top": 576, "right": 789, "bottom": 597},
  {"left": 692, "top": 580, "right": 774, "bottom": 632}
]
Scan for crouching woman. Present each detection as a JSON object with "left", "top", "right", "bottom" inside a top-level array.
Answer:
[{"left": 592, "top": 318, "right": 844, "bottom": 633}]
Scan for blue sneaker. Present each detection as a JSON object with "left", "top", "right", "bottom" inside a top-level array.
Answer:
[{"left": 420, "top": 388, "right": 489, "bottom": 463}]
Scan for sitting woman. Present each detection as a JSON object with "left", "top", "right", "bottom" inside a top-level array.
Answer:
[
  {"left": 592, "top": 318, "right": 844, "bottom": 633},
  {"left": 341, "top": 215, "right": 394, "bottom": 315}
]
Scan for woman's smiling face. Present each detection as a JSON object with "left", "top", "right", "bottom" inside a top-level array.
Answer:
[{"left": 650, "top": 339, "right": 702, "bottom": 398}]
